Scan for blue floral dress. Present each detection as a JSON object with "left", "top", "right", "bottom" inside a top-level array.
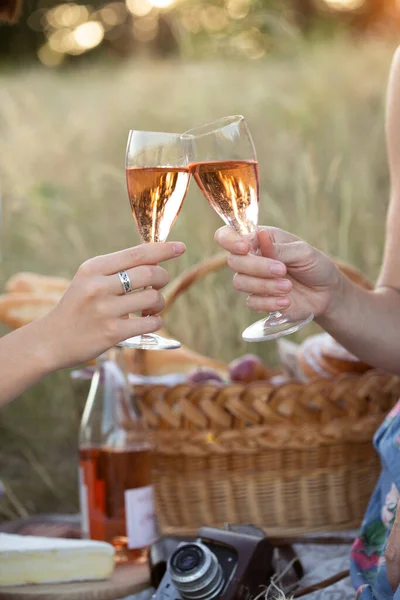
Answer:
[{"left": 350, "top": 401, "right": 400, "bottom": 600}]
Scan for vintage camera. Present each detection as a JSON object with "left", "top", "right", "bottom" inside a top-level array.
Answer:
[{"left": 151, "top": 525, "right": 275, "bottom": 600}]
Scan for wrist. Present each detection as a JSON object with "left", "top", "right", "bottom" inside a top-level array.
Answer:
[
  {"left": 315, "top": 265, "right": 347, "bottom": 327},
  {"left": 27, "top": 312, "right": 65, "bottom": 375}
]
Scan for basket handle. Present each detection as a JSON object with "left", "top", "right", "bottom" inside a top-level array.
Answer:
[
  {"left": 162, "top": 253, "right": 228, "bottom": 313},
  {"left": 162, "top": 252, "right": 373, "bottom": 314}
]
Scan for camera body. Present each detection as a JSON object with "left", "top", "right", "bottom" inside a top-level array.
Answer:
[{"left": 152, "top": 525, "right": 275, "bottom": 600}]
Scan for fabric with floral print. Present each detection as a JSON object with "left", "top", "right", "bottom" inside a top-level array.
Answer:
[{"left": 350, "top": 399, "right": 400, "bottom": 600}]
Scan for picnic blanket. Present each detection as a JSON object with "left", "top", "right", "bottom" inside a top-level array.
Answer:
[{"left": 0, "top": 515, "right": 357, "bottom": 599}]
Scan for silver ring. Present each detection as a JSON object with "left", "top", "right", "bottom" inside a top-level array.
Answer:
[{"left": 118, "top": 270, "right": 133, "bottom": 294}]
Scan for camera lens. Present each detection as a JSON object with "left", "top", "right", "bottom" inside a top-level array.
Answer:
[
  {"left": 168, "top": 543, "right": 224, "bottom": 600},
  {"left": 174, "top": 546, "right": 203, "bottom": 572}
]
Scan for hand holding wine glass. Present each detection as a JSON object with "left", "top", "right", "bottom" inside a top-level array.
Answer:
[
  {"left": 181, "top": 115, "right": 314, "bottom": 341},
  {"left": 121, "top": 130, "right": 190, "bottom": 351},
  {"left": 214, "top": 225, "right": 341, "bottom": 322}
]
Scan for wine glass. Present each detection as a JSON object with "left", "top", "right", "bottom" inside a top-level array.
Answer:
[
  {"left": 119, "top": 130, "right": 190, "bottom": 351},
  {"left": 181, "top": 115, "right": 313, "bottom": 342}
]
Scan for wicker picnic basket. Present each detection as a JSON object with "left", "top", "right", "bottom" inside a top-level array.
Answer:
[{"left": 134, "top": 254, "right": 400, "bottom": 536}]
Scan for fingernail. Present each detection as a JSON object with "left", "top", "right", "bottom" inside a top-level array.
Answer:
[
  {"left": 270, "top": 262, "right": 286, "bottom": 276},
  {"left": 276, "top": 279, "right": 291, "bottom": 292},
  {"left": 173, "top": 242, "right": 186, "bottom": 255},
  {"left": 234, "top": 241, "right": 248, "bottom": 253},
  {"left": 277, "top": 297, "right": 290, "bottom": 307}
]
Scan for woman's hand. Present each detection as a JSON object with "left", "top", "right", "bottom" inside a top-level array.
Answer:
[
  {"left": 40, "top": 241, "right": 185, "bottom": 370},
  {"left": 214, "top": 226, "right": 342, "bottom": 321}
]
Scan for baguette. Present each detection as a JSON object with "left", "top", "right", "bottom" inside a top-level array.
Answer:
[
  {"left": 0, "top": 293, "right": 62, "bottom": 329},
  {"left": 123, "top": 331, "right": 229, "bottom": 377},
  {"left": 5, "top": 272, "right": 70, "bottom": 295},
  {"left": 123, "top": 348, "right": 228, "bottom": 378}
]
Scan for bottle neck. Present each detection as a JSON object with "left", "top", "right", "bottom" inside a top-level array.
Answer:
[{"left": 80, "top": 348, "right": 148, "bottom": 449}]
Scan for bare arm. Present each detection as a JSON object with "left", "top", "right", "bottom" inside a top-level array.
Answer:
[
  {"left": 215, "top": 47, "right": 400, "bottom": 375},
  {"left": 0, "top": 318, "right": 63, "bottom": 403},
  {"left": 0, "top": 241, "right": 185, "bottom": 407},
  {"left": 317, "top": 47, "right": 400, "bottom": 370}
]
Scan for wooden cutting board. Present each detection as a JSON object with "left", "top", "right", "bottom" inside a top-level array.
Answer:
[{"left": 0, "top": 563, "right": 151, "bottom": 600}]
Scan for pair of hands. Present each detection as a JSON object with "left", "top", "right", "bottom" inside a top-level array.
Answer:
[{"left": 43, "top": 226, "right": 341, "bottom": 371}]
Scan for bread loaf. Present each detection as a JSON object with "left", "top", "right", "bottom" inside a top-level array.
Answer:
[
  {"left": 298, "top": 333, "right": 372, "bottom": 381},
  {"left": 298, "top": 336, "right": 331, "bottom": 380},
  {"left": 319, "top": 333, "right": 371, "bottom": 375},
  {"left": 0, "top": 272, "right": 68, "bottom": 329},
  {"left": 0, "top": 293, "right": 62, "bottom": 329},
  {"left": 123, "top": 335, "right": 229, "bottom": 378},
  {"left": 5, "top": 272, "right": 70, "bottom": 295}
]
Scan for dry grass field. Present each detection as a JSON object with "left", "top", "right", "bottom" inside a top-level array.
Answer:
[{"left": 0, "top": 35, "right": 396, "bottom": 518}]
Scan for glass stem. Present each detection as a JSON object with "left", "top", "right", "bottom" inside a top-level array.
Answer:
[
  {"left": 247, "top": 231, "right": 283, "bottom": 321},
  {"left": 140, "top": 286, "right": 154, "bottom": 338}
]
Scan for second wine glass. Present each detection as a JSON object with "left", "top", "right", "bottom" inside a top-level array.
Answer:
[
  {"left": 182, "top": 115, "right": 314, "bottom": 342},
  {"left": 120, "top": 130, "right": 190, "bottom": 351}
]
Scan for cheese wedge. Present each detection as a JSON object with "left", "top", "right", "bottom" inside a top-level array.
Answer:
[{"left": 0, "top": 533, "right": 115, "bottom": 586}]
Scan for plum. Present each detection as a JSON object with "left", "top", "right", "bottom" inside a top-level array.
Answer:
[
  {"left": 229, "top": 354, "right": 269, "bottom": 383},
  {"left": 187, "top": 367, "right": 225, "bottom": 385}
]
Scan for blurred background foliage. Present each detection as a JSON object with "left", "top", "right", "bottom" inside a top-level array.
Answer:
[{"left": 1, "top": 0, "right": 400, "bottom": 67}]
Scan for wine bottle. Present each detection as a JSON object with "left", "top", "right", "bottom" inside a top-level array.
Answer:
[{"left": 78, "top": 349, "right": 158, "bottom": 564}]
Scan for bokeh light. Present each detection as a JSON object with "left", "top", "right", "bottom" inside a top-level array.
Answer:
[
  {"left": 48, "top": 29, "right": 75, "bottom": 52},
  {"left": 99, "top": 4, "right": 128, "bottom": 27},
  {"left": 38, "top": 43, "right": 66, "bottom": 67},
  {"left": 232, "top": 28, "right": 266, "bottom": 60},
  {"left": 133, "top": 15, "right": 159, "bottom": 41},
  {"left": 149, "top": 0, "right": 175, "bottom": 8},
  {"left": 74, "top": 21, "right": 105, "bottom": 49},
  {"left": 225, "top": 0, "right": 250, "bottom": 20},
  {"left": 29, "top": 0, "right": 388, "bottom": 69},
  {"left": 201, "top": 6, "right": 229, "bottom": 32},
  {"left": 180, "top": 6, "right": 202, "bottom": 33},
  {"left": 46, "top": 4, "right": 91, "bottom": 28},
  {"left": 126, "top": 0, "right": 153, "bottom": 17},
  {"left": 323, "top": 0, "right": 365, "bottom": 10}
]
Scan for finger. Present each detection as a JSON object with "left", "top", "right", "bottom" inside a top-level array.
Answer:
[
  {"left": 116, "top": 315, "right": 163, "bottom": 341},
  {"left": 246, "top": 294, "right": 291, "bottom": 313},
  {"left": 81, "top": 242, "right": 186, "bottom": 276},
  {"left": 214, "top": 225, "right": 299, "bottom": 257},
  {"left": 233, "top": 273, "right": 292, "bottom": 296},
  {"left": 386, "top": 501, "right": 400, "bottom": 591},
  {"left": 272, "top": 240, "right": 315, "bottom": 268},
  {"left": 261, "top": 226, "right": 299, "bottom": 245},
  {"left": 114, "top": 288, "right": 165, "bottom": 317},
  {"left": 258, "top": 228, "right": 302, "bottom": 262},
  {"left": 214, "top": 227, "right": 251, "bottom": 255},
  {"left": 228, "top": 253, "right": 287, "bottom": 278},
  {"left": 109, "top": 265, "right": 169, "bottom": 295},
  {"left": 258, "top": 228, "right": 276, "bottom": 259}
]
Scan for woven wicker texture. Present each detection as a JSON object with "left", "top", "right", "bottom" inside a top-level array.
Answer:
[{"left": 137, "top": 253, "right": 399, "bottom": 535}]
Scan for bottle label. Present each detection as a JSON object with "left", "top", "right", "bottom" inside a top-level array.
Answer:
[
  {"left": 125, "top": 485, "right": 157, "bottom": 549},
  {"left": 78, "top": 466, "right": 90, "bottom": 539}
]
